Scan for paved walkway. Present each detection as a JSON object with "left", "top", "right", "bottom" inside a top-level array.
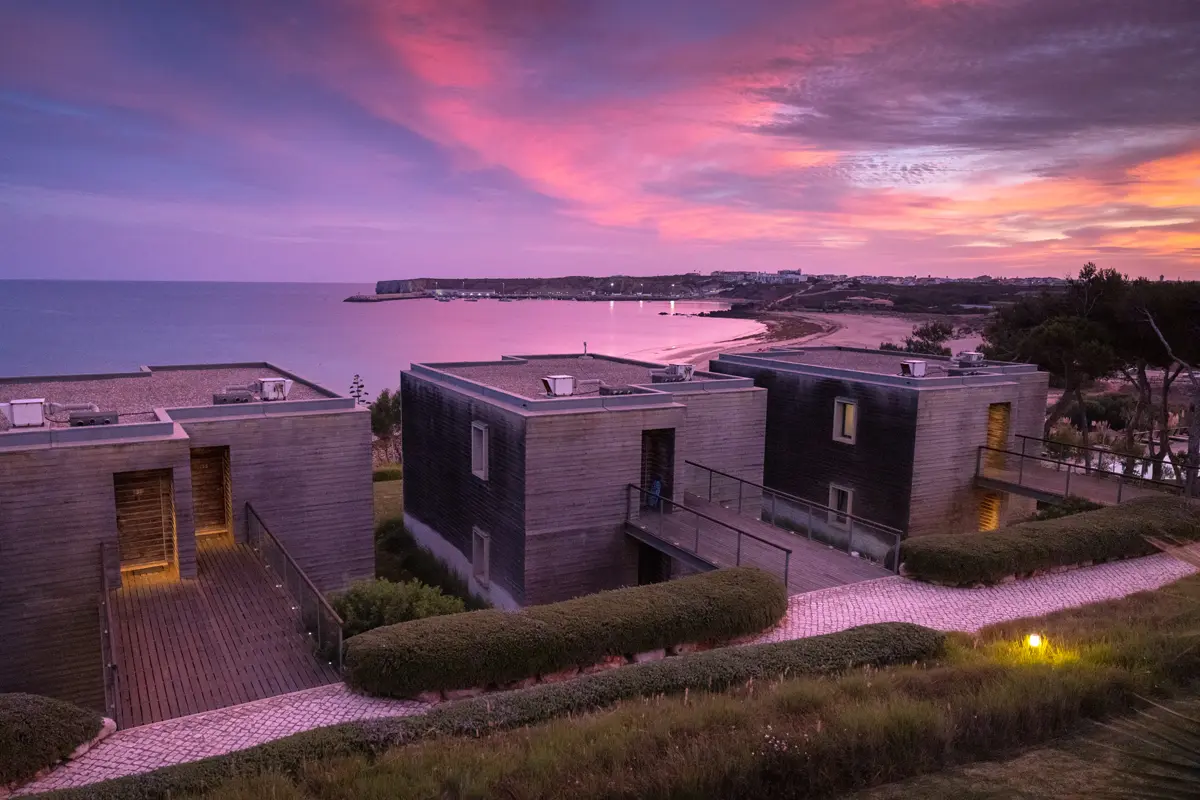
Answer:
[{"left": 20, "top": 553, "right": 1197, "bottom": 796}]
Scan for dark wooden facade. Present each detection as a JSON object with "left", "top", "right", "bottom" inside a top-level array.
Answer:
[
  {"left": 709, "top": 363, "right": 918, "bottom": 532},
  {"left": 0, "top": 392, "right": 372, "bottom": 713}
]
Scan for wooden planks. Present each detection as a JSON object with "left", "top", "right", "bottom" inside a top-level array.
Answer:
[
  {"left": 629, "top": 493, "right": 889, "bottom": 595},
  {"left": 111, "top": 537, "right": 339, "bottom": 729}
]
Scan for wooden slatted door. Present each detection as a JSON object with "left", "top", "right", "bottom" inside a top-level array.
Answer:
[
  {"left": 114, "top": 469, "right": 177, "bottom": 574},
  {"left": 191, "top": 446, "right": 232, "bottom": 538},
  {"left": 640, "top": 429, "right": 676, "bottom": 508},
  {"left": 985, "top": 403, "right": 1011, "bottom": 471},
  {"left": 978, "top": 492, "right": 1002, "bottom": 531}
]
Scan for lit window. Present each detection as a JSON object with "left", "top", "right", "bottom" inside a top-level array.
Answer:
[
  {"left": 471, "top": 421, "right": 489, "bottom": 480},
  {"left": 833, "top": 399, "right": 857, "bottom": 444},
  {"left": 472, "top": 527, "right": 490, "bottom": 587},
  {"left": 829, "top": 484, "right": 853, "bottom": 528}
]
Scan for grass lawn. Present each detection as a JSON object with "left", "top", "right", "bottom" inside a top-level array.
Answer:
[{"left": 372, "top": 476, "right": 403, "bottom": 526}]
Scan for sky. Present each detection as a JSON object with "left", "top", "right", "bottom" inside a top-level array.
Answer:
[{"left": 1, "top": 0, "right": 1198, "bottom": 282}]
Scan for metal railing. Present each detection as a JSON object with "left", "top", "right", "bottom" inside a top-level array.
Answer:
[
  {"left": 686, "top": 461, "right": 903, "bottom": 571},
  {"left": 246, "top": 503, "right": 344, "bottom": 670},
  {"left": 1015, "top": 434, "right": 1187, "bottom": 485},
  {"left": 98, "top": 542, "right": 119, "bottom": 724},
  {"left": 976, "top": 444, "right": 1184, "bottom": 504},
  {"left": 626, "top": 483, "right": 792, "bottom": 586}
]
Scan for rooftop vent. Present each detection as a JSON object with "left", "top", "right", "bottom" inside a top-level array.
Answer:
[
  {"left": 0, "top": 398, "right": 46, "bottom": 428},
  {"left": 260, "top": 377, "right": 293, "bottom": 401},
  {"left": 900, "top": 360, "right": 927, "bottom": 378},
  {"left": 956, "top": 351, "right": 986, "bottom": 368},
  {"left": 599, "top": 383, "right": 637, "bottom": 396},
  {"left": 651, "top": 363, "right": 696, "bottom": 383},
  {"left": 68, "top": 411, "right": 119, "bottom": 427},
  {"left": 213, "top": 391, "right": 254, "bottom": 405},
  {"left": 542, "top": 375, "right": 576, "bottom": 397}
]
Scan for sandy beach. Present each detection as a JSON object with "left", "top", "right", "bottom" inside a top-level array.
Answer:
[{"left": 630, "top": 311, "right": 986, "bottom": 368}]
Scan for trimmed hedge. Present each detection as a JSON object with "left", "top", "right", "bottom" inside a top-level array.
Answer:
[
  {"left": 344, "top": 566, "right": 788, "bottom": 698},
  {"left": 902, "top": 495, "right": 1200, "bottom": 586},
  {"left": 0, "top": 693, "right": 102, "bottom": 786},
  {"left": 331, "top": 578, "right": 465, "bottom": 638},
  {"left": 45, "top": 622, "right": 944, "bottom": 800}
]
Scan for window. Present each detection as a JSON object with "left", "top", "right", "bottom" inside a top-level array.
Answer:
[
  {"left": 472, "top": 527, "right": 491, "bottom": 587},
  {"left": 471, "top": 421, "right": 489, "bottom": 480},
  {"left": 833, "top": 399, "right": 857, "bottom": 444},
  {"left": 828, "top": 484, "right": 853, "bottom": 529}
]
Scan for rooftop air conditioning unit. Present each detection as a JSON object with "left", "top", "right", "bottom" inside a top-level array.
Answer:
[
  {"left": 259, "top": 377, "right": 293, "bottom": 401},
  {"left": 900, "top": 360, "right": 927, "bottom": 378},
  {"left": 213, "top": 391, "right": 254, "bottom": 405},
  {"left": 542, "top": 375, "right": 576, "bottom": 397},
  {"left": 599, "top": 383, "right": 637, "bottom": 396},
  {"left": 957, "top": 351, "right": 985, "bottom": 367},
  {"left": 666, "top": 363, "right": 695, "bottom": 381},
  {"left": 0, "top": 398, "right": 46, "bottom": 428}
]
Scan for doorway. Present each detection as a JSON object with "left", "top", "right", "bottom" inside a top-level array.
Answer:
[
  {"left": 113, "top": 469, "right": 177, "bottom": 575},
  {"left": 985, "top": 402, "right": 1012, "bottom": 470},
  {"left": 640, "top": 429, "right": 676, "bottom": 508},
  {"left": 636, "top": 542, "right": 670, "bottom": 585},
  {"left": 191, "top": 446, "right": 232, "bottom": 539}
]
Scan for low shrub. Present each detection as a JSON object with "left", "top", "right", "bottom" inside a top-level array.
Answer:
[
  {"left": 902, "top": 495, "right": 1200, "bottom": 586},
  {"left": 373, "top": 518, "right": 488, "bottom": 610},
  {"left": 344, "top": 566, "right": 788, "bottom": 698},
  {"left": 47, "top": 622, "right": 943, "bottom": 800},
  {"left": 331, "top": 578, "right": 464, "bottom": 638},
  {"left": 0, "top": 693, "right": 102, "bottom": 786},
  {"left": 372, "top": 465, "right": 403, "bottom": 482},
  {"left": 1032, "top": 497, "right": 1104, "bottom": 521}
]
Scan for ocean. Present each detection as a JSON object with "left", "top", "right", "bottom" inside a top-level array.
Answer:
[{"left": 0, "top": 281, "right": 760, "bottom": 397}]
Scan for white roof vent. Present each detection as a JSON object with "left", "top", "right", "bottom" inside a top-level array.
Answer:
[
  {"left": 900, "top": 360, "right": 926, "bottom": 378},
  {"left": 259, "top": 377, "right": 293, "bottom": 401},
  {"left": 957, "top": 351, "right": 985, "bottom": 367},
  {"left": 666, "top": 363, "right": 695, "bottom": 381},
  {"left": 0, "top": 398, "right": 46, "bottom": 428},
  {"left": 542, "top": 375, "right": 576, "bottom": 397}
]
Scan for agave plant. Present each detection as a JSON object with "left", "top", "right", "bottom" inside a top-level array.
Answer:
[{"left": 1099, "top": 697, "right": 1200, "bottom": 799}]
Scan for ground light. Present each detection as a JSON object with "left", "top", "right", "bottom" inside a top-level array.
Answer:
[{"left": 1027, "top": 633, "right": 1043, "bottom": 649}]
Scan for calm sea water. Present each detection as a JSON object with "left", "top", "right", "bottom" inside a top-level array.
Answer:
[{"left": 0, "top": 281, "right": 759, "bottom": 396}]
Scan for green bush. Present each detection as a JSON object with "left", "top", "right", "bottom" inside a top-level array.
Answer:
[
  {"left": 374, "top": 518, "right": 488, "bottom": 610},
  {"left": 902, "top": 496, "right": 1200, "bottom": 586},
  {"left": 0, "top": 693, "right": 102, "bottom": 786},
  {"left": 46, "top": 623, "right": 942, "bottom": 800},
  {"left": 344, "top": 566, "right": 789, "bottom": 698},
  {"left": 331, "top": 578, "right": 465, "bottom": 638},
  {"left": 1032, "top": 497, "right": 1104, "bottom": 521},
  {"left": 372, "top": 465, "right": 403, "bottom": 482}
]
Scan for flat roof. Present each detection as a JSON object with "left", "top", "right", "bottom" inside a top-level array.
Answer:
[
  {"left": 0, "top": 363, "right": 338, "bottom": 431},
  {"left": 713, "top": 346, "right": 1039, "bottom": 388},
  {"left": 411, "top": 353, "right": 756, "bottom": 412}
]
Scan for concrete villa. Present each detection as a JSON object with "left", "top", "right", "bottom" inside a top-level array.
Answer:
[{"left": 0, "top": 363, "right": 373, "bottom": 725}]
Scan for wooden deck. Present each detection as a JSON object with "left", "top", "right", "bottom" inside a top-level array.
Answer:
[
  {"left": 628, "top": 493, "right": 889, "bottom": 595},
  {"left": 111, "top": 537, "right": 339, "bottom": 728},
  {"left": 978, "top": 462, "right": 1172, "bottom": 506}
]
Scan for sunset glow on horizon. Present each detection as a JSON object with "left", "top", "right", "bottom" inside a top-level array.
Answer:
[{"left": 1, "top": 0, "right": 1198, "bottom": 281}]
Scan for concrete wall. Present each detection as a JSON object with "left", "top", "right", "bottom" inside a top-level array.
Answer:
[
  {"left": 523, "top": 404, "right": 685, "bottom": 605},
  {"left": 402, "top": 371, "right": 528, "bottom": 605},
  {"left": 710, "top": 361, "right": 919, "bottom": 533},
  {"left": 909, "top": 372, "right": 1047, "bottom": 536},
  {"left": 0, "top": 434, "right": 194, "bottom": 711},
  {"left": 178, "top": 408, "right": 374, "bottom": 593}
]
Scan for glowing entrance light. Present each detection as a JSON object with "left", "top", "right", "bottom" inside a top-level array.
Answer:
[{"left": 1026, "top": 633, "right": 1043, "bottom": 649}]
